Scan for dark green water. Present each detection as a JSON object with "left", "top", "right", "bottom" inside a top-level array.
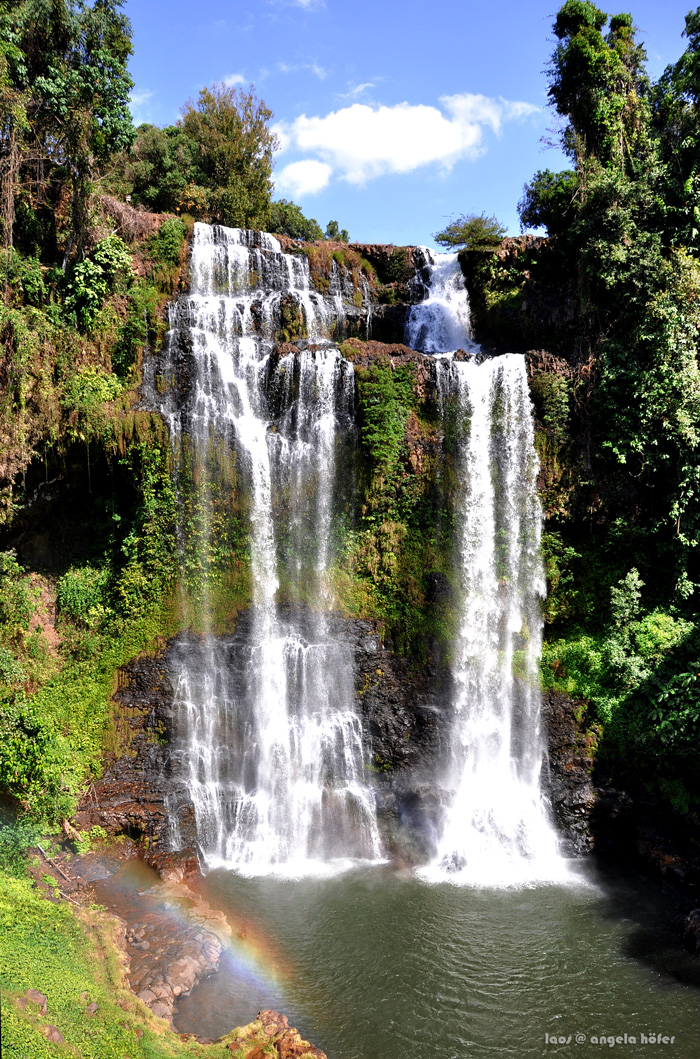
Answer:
[{"left": 174, "top": 863, "right": 700, "bottom": 1058}]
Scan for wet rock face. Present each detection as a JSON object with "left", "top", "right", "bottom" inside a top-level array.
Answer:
[
  {"left": 74, "top": 652, "right": 198, "bottom": 866},
  {"left": 85, "top": 611, "right": 451, "bottom": 868},
  {"left": 541, "top": 691, "right": 599, "bottom": 855},
  {"left": 84, "top": 615, "right": 609, "bottom": 870}
]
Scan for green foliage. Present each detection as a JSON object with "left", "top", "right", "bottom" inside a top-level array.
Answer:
[
  {"left": 0, "top": 550, "right": 35, "bottom": 639},
  {"left": 57, "top": 565, "right": 110, "bottom": 627},
  {"left": 268, "top": 199, "right": 324, "bottom": 241},
  {"left": 1, "top": 251, "right": 46, "bottom": 307},
  {"left": 541, "top": 532, "right": 581, "bottom": 625},
  {"left": 325, "top": 219, "right": 349, "bottom": 242},
  {"left": 112, "top": 279, "right": 162, "bottom": 377},
  {"left": 64, "top": 366, "right": 123, "bottom": 441},
  {"left": 63, "top": 258, "right": 107, "bottom": 330},
  {"left": 64, "top": 236, "right": 133, "bottom": 331},
  {"left": 434, "top": 212, "right": 506, "bottom": 250},
  {"left": 518, "top": 169, "right": 578, "bottom": 234},
  {"left": 548, "top": 1, "right": 650, "bottom": 170},
  {"left": 0, "top": 872, "right": 216, "bottom": 1058},
  {"left": 116, "top": 440, "right": 177, "bottom": 613},
  {"left": 0, "top": 822, "right": 38, "bottom": 877},
  {"left": 356, "top": 364, "right": 415, "bottom": 478},
  {"left": 92, "top": 235, "right": 133, "bottom": 285},
  {"left": 529, "top": 372, "right": 570, "bottom": 443},
  {"left": 180, "top": 82, "right": 277, "bottom": 229},
  {"left": 147, "top": 217, "right": 186, "bottom": 266},
  {"left": 2, "top": 0, "right": 135, "bottom": 259},
  {"left": 107, "top": 122, "right": 196, "bottom": 213},
  {"left": 0, "top": 645, "right": 25, "bottom": 687}
]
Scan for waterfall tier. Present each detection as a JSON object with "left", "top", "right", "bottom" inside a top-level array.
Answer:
[
  {"left": 405, "top": 249, "right": 474, "bottom": 354},
  {"left": 163, "top": 223, "right": 382, "bottom": 876},
  {"left": 424, "top": 353, "right": 565, "bottom": 886}
]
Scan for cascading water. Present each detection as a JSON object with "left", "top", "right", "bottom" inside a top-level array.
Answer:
[
  {"left": 405, "top": 249, "right": 474, "bottom": 353},
  {"left": 163, "top": 223, "right": 382, "bottom": 875},
  {"left": 405, "top": 250, "right": 565, "bottom": 885}
]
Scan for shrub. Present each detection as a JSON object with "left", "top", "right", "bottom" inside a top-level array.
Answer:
[
  {"left": 57, "top": 566, "right": 110, "bottom": 627},
  {"left": 0, "top": 552, "right": 36, "bottom": 642},
  {"left": 149, "top": 217, "right": 186, "bottom": 265},
  {"left": 64, "top": 259, "right": 108, "bottom": 331},
  {"left": 92, "top": 236, "right": 133, "bottom": 288},
  {"left": 0, "top": 646, "right": 25, "bottom": 687},
  {"left": 434, "top": 212, "right": 506, "bottom": 250},
  {"left": 0, "top": 822, "right": 39, "bottom": 877}
]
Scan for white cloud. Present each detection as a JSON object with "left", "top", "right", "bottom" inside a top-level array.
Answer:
[
  {"left": 275, "top": 93, "right": 539, "bottom": 186},
  {"left": 223, "top": 72, "right": 245, "bottom": 87},
  {"left": 129, "top": 89, "right": 155, "bottom": 125},
  {"left": 276, "top": 159, "right": 333, "bottom": 197},
  {"left": 277, "top": 61, "right": 328, "bottom": 80},
  {"left": 338, "top": 81, "right": 376, "bottom": 100}
]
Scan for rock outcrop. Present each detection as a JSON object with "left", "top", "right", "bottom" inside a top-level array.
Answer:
[
  {"left": 542, "top": 691, "right": 599, "bottom": 855},
  {"left": 125, "top": 881, "right": 230, "bottom": 1023},
  {"left": 73, "top": 650, "right": 198, "bottom": 867}
]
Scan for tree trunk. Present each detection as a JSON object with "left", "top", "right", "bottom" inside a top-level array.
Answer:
[
  {"left": 1, "top": 121, "right": 19, "bottom": 303},
  {"left": 0, "top": 122, "right": 19, "bottom": 252}
]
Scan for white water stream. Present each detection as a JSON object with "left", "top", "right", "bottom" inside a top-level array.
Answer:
[
  {"left": 162, "top": 229, "right": 564, "bottom": 886},
  {"left": 165, "top": 224, "right": 381, "bottom": 875},
  {"left": 405, "top": 250, "right": 566, "bottom": 886}
]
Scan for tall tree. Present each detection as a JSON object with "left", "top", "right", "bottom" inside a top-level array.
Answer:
[
  {"left": 548, "top": 1, "right": 651, "bottom": 172},
  {"left": 0, "top": 0, "right": 134, "bottom": 261},
  {"left": 180, "top": 83, "right": 277, "bottom": 229}
]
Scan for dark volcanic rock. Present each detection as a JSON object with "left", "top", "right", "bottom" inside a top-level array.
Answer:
[
  {"left": 542, "top": 691, "right": 599, "bottom": 855},
  {"left": 82, "top": 608, "right": 451, "bottom": 869},
  {"left": 74, "top": 651, "right": 198, "bottom": 867}
]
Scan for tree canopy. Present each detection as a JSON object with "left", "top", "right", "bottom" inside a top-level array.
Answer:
[
  {"left": 0, "top": 0, "right": 134, "bottom": 258},
  {"left": 433, "top": 212, "right": 506, "bottom": 250}
]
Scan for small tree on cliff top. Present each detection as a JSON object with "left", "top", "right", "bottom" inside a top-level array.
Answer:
[{"left": 433, "top": 212, "right": 506, "bottom": 250}]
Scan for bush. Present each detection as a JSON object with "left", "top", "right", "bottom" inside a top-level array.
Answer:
[
  {"left": 64, "top": 237, "right": 133, "bottom": 331},
  {"left": 268, "top": 199, "right": 324, "bottom": 241},
  {"left": 1, "top": 251, "right": 46, "bottom": 307},
  {"left": 148, "top": 217, "right": 186, "bottom": 265},
  {"left": 434, "top": 211, "right": 506, "bottom": 249},
  {"left": 64, "top": 259, "right": 108, "bottom": 331},
  {"left": 0, "top": 646, "right": 25, "bottom": 687},
  {"left": 0, "top": 552, "right": 36, "bottom": 642},
  {"left": 92, "top": 236, "right": 133, "bottom": 288},
  {"left": 57, "top": 566, "right": 110, "bottom": 627},
  {"left": 0, "top": 822, "right": 39, "bottom": 877}
]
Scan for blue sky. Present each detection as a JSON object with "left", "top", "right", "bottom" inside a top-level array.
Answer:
[{"left": 125, "top": 0, "right": 696, "bottom": 247}]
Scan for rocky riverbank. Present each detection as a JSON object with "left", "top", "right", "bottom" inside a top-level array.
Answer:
[{"left": 29, "top": 842, "right": 327, "bottom": 1056}]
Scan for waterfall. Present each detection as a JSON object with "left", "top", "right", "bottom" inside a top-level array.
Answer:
[
  {"left": 405, "top": 249, "right": 474, "bottom": 353},
  {"left": 406, "top": 250, "right": 565, "bottom": 886},
  {"left": 164, "top": 223, "right": 382, "bottom": 876}
]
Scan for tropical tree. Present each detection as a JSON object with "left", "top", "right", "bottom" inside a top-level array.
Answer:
[
  {"left": 0, "top": 0, "right": 134, "bottom": 261},
  {"left": 434, "top": 212, "right": 506, "bottom": 249},
  {"left": 180, "top": 83, "right": 277, "bottom": 229}
]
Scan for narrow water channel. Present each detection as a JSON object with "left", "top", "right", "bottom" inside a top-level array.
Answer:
[{"left": 173, "top": 864, "right": 700, "bottom": 1058}]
